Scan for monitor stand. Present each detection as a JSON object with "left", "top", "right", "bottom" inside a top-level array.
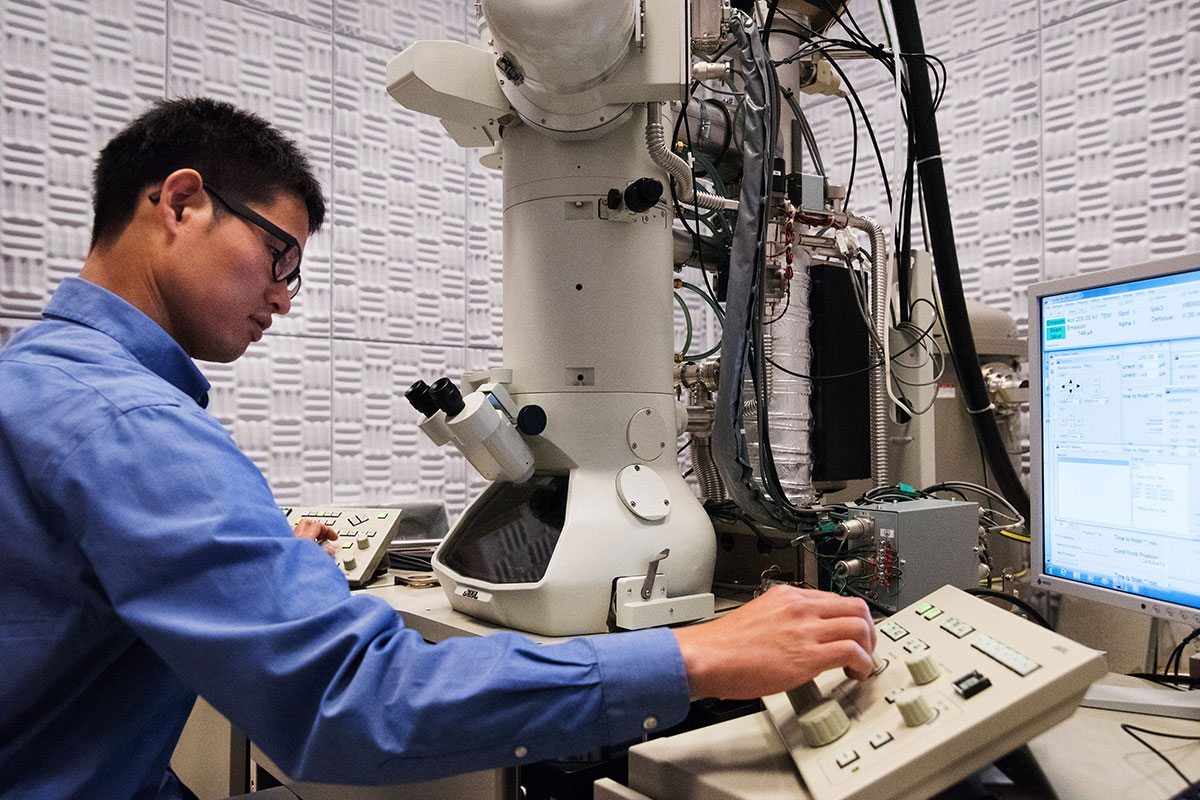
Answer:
[{"left": 1081, "top": 683, "right": 1200, "bottom": 721}]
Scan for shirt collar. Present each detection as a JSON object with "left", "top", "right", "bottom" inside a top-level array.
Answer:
[{"left": 42, "top": 277, "right": 211, "bottom": 408}]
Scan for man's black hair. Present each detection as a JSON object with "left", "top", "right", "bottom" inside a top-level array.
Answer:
[{"left": 89, "top": 97, "right": 326, "bottom": 250}]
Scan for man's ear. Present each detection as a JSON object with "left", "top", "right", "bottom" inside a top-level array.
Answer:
[{"left": 155, "top": 168, "right": 207, "bottom": 230}]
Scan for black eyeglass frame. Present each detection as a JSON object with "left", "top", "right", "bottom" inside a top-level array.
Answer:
[{"left": 149, "top": 184, "right": 303, "bottom": 298}]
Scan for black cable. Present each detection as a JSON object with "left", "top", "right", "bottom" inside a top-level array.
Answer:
[
  {"left": 1121, "top": 724, "right": 1200, "bottom": 787},
  {"left": 765, "top": 287, "right": 939, "bottom": 381},
  {"left": 964, "top": 588, "right": 1052, "bottom": 630},
  {"left": 843, "top": 94, "right": 859, "bottom": 208},
  {"left": 1128, "top": 673, "right": 1200, "bottom": 690},
  {"left": 891, "top": 0, "right": 1031, "bottom": 522},
  {"left": 844, "top": 586, "right": 897, "bottom": 618},
  {"left": 762, "top": 0, "right": 781, "bottom": 41},
  {"left": 1167, "top": 627, "right": 1200, "bottom": 677}
]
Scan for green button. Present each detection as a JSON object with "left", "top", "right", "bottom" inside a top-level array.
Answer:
[
  {"left": 378, "top": 512, "right": 389, "bottom": 519},
  {"left": 922, "top": 607, "right": 944, "bottom": 620},
  {"left": 915, "top": 603, "right": 933, "bottom": 614}
]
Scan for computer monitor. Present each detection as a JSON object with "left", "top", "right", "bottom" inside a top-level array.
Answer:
[{"left": 1030, "top": 254, "right": 1200, "bottom": 631}]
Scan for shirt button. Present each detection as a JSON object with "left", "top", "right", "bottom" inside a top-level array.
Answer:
[
  {"left": 514, "top": 745, "right": 528, "bottom": 758},
  {"left": 643, "top": 716, "right": 658, "bottom": 731}
]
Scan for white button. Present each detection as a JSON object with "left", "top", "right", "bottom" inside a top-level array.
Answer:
[
  {"left": 514, "top": 745, "right": 528, "bottom": 758},
  {"left": 643, "top": 716, "right": 658, "bottom": 731},
  {"left": 835, "top": 749, "right": 859, "bottom": 768}
]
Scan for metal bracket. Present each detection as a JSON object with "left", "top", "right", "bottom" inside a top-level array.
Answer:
[
  {"left": 635, "top": 0, "right": 646, "bottom": 48},
  {"left": 641, "top": 548, "right": 670, "bottom": 600}
]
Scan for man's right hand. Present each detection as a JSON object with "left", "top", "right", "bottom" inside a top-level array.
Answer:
[{"left": 671, "top": 585, "right": 876, "bottom": 700}]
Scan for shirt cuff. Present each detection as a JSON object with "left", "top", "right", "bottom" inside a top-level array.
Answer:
[{"left": 588, "top": 626, "right": 692, "bottom": 743}]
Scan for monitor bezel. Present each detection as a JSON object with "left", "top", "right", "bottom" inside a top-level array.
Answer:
[{"left": 1029, "top": 252, "right": 1200, "bottom": 627}]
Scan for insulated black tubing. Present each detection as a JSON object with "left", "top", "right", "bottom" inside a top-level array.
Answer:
[{"left": 890, "top": 0, "right": 1031, "bottom": 521}]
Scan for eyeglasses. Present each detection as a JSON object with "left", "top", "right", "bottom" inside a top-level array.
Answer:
[{"left": 149, "top": 184, "right": 303, "bottom": 298}]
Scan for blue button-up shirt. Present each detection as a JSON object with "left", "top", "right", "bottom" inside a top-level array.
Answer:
[{"left": 0, "top": 278, "right": 690, "bottom": 799}]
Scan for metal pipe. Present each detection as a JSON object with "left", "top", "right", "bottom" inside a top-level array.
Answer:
[
  {"left": 646, "top": 102, "right": 738, "bottom": 211},
  {"left": 850, "top": 214, "right": 889, "bottom": 488},
  {"left": 672, "top": 228, "right": 729, "bottom": 270},
  {"left": 688, "top": 384, "right": 725, "bottom": 501}
]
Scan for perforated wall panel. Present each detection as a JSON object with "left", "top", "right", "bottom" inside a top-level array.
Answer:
[{"left": 4, "top": 0, "right": 1199, "bottom": 519}]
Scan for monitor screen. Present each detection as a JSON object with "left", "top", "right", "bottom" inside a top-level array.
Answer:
[{"left": 1032, "top": 257, "right": 1200, "bottom": 625}]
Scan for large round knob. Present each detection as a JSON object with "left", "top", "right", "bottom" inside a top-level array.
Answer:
[
  {"left": 342, "top": 555, "right": 357, "bottom": 570},
  {"left": 356, "top": 536, "right": 370, "bottom": 550},
  {"left": 796, "top": 699, "right": 851, "bottom": 747},
  {"left": 905, "top": 653, "right": 940, "bottom": 685},
  {"left": 786, "top": 681, "right": 823, "bottom": 715},
  {"left": 895, "top": 689, "right": 937, "bottom": 727}
]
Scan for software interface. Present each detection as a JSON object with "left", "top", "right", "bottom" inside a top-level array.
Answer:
[{"left": 1042, "top": 269, "right": 1200, "bottom": 612}]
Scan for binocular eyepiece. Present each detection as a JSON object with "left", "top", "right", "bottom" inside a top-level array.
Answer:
[{"left": 406, "top": 378, "right": 466, "bottom": 418}]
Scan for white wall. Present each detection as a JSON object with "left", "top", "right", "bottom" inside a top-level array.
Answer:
[
  {"left": 3, "top": 0, "right": 1199, "bottom": 518},
  {"left": 0, "top": 0, "right": 500, "bottom": 515}
]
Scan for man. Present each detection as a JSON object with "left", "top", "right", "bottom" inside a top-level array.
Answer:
[{"left": 0, "top": 98, "right": 875, "bottom": 798}]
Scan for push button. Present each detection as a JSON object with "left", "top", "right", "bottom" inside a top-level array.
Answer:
[
  {"left": 940, "top": 617, "right": 975, "bottom": 638},
  {"left": 835, "top": 749, "right": 859, "bottom": 768}
]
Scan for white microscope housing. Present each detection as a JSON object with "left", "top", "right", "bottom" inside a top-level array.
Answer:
[{"left": 389, "top": 0, "right": 716, "bottom": 636}]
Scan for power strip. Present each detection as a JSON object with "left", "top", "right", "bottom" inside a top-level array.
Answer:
[
  {"left": 283, "top": 506, "right": 401, "bottom": 588},
  {"left": 763, "top": 585, "right": 1106, "bottom": 800}
]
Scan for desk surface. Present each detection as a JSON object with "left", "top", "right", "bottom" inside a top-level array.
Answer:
[{"left": 624, "top": 674, "right": 1200, "bottom": 800}]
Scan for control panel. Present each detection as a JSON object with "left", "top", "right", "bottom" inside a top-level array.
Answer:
[
  {"left": 282, "top": 506, "right": 401, "bottom": 588},
  {"left": 763, "top": 585, "right": 1106, "bottom": 800}
]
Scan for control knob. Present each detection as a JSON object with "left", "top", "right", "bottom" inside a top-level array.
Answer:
[
  {"left": 904, "top": 653, "right": 940, "bottom": 685},
  {"left": 894, "top": 688, "right": 937, "bottom": 727},
  {"left": 786, "top": 680, "right": 823, "bottom": 715},
  {"left": 796, "top": 699, "right": 851, "bottom": 747}
]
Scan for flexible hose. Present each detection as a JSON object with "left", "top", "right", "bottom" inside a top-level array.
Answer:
[
  {"left": 850, "top": 214, "right": 889, "bottom": 488},
  {"left": 891, "top": 0, "right": 1030, "bottom": 519},
  {"left": 689, "top": 384, "right": 726, "bottom": 501},
  {"left": 647, "top": 102, "right": 739, "bottom": 211}
]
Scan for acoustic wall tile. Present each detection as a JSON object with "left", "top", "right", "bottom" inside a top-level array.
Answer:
[
  {"left": 464, "top": 157, "right": 504, "bottom": 346},
  {"left": 224, "top": 0, "right": 334, "bottom": 31},
  {"left": 920, "top": 0, "right": 1038, "bottom": 64},
  {"left": 1043, "top": 0, "right": 1124, "bottom": 25},
  {"left": 332, "top": 0, "right": 470, "bottom": 50},
  {"left": 330, "top": 340, "right": 470, "bottom": 515},
  {"left": 331, "top": 36, "right": 467, "bottom": 345},
  {"left": 202, "top": 334, "right": 333, "bottom": 505},
  {"left": 168, "top": 0, "right": 333, "bottom": 338},
  {"left": 0, "top": 316, "right": 34, "bottom": 348},
  {"left": 1, "top": 0, "right": 166, "bottom": 316},
  {"left": 1042, "top": 0, "right": 1199, "bottom": 282}
]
